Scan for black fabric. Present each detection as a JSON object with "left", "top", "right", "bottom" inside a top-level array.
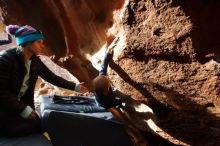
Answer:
[
  {"left": 95, "top": 86, "right": 122, "bottom": 109},
  {"left": 0, "top": 134, "right": 52, "bottom": 146},
  {"left": 0, "top": 112, "right": 42, "bottom": 137},
  {"left": 0, "top": 48, "right": 77, "bottom": 115},
  {"left": 0, "top": 48, "right": 27, "bottom": 114},
  {"left": 47, "top": 111, "right": 133, "bottom": 146}
]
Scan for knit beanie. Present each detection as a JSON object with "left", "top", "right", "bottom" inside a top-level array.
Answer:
[{"left": 6, "top": 25, "right": 44, "bottom": 46}]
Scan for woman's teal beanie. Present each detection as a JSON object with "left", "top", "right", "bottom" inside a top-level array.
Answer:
[{"left": 6, "top": 25, "right": 44, "bottom": 45}]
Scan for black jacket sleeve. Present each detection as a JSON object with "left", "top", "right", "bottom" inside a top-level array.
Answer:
[
  {"left": 0, "top": 34, "right": 12, "bottom": 45},
  {"left": 36, "top": 57, "right": 76, "bottom": 91},
  {"left": 0, "top": 56, "right": 26, "bottom": 114}
]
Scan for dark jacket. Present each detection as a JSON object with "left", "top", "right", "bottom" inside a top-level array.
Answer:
[
  {"left": 0, "top": 48, "right": 76, "bottom": 116},
  {"left": 0, "top": 34, "right": 12, "bottom": 45}
]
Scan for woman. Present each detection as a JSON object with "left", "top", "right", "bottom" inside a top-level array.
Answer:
[{"left": 0, "top": 24, "right": 88, "bottom": 137}]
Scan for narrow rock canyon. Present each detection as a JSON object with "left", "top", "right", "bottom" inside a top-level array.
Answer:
[{"left": 0, "top": 0, "right": 220, "bottom": 145}]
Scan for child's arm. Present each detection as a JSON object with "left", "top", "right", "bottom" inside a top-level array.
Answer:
[
  {"left": 99, "top": 52, "right": 112, "bottom": 76},
  {"left": 99, "top": 37, "right": 120, "bottom": 76}
]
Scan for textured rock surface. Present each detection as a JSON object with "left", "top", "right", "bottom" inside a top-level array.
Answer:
[
  {"left": 92, "top": 0, "right": 220, "bottom": 145},
  {"left": 107, "top": 0, "right": 220, "bottom": 103},
  {"left": 106, "top": 0, "right": 220, "bottom": 145},
  {"left": 1, "top": 0, "right": 220, "bottom": 145}
]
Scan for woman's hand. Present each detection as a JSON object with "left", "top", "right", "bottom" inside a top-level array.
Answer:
[
  {"left": 79, "top": 84, "right": 89, "bottom": 94},
  {"left": 75, "top": 82, "right": 89, "bottom": 94}
]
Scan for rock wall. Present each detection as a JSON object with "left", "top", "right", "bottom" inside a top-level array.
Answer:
[
  {"left": 1, "top": 0, "right": 220, "bottom": 145},
  {"left": 107, "top": 0, "right": 220, "bottom": 109},
  {"left": 92, "top": 0, "right": 220, "bottom": 144},
  {"left": 105, "top": 0, "right": 220, "bottom": 145}
]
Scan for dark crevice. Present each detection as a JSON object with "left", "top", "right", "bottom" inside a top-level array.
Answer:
[
  {"left": 95, "top": 10, "right": 106, "bottom": 23},
  {"left": 127, "top": 49, "right": 149, "bottom": 63},
  {"left": 171, "top": 0, "right": 220, "bottom": 64},
  {"left": 153, "top": 28, "right": 164, "bottom": 36},
  {"left": 151, "top": 0, "right": 156, "bottom": 7},
  {"left": 152, "top": 83, "right": 220, "bottom": 145},
  {"left": 127, "top": 49, "right": 192, "bottom": 64},
  {"left": 170, "top": 0, "right": 181, "bottom": 7},
  {"left": 126, "top": 1, "right": 136, "bottom": 25},
  {"left": 175, "top": 33, "right": 190, "bottom": 45},
  {"left": 71, "top": 0, "right": 82, "bottom": 10},
  {"left": 148, "top": 52, "right": 192, "bottom": 63}
]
